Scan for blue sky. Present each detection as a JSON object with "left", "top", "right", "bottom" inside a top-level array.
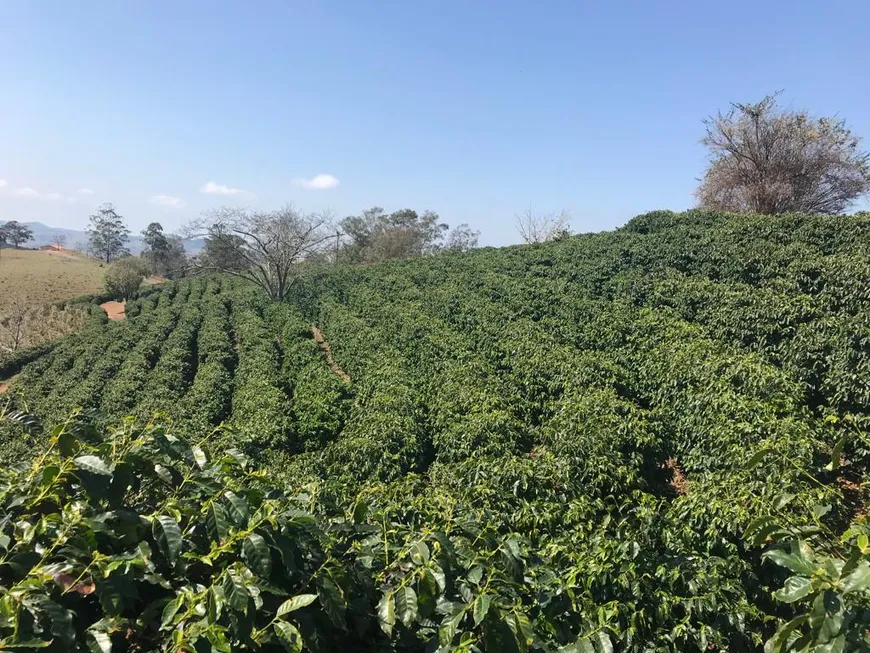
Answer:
[{"left": 1, "top": 0, "right": 868, "bottom": 246}]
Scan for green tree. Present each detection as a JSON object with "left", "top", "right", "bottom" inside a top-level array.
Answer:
[
  {"left": 88, "top": 204, "right": 130, "bottom": 263},
  {"left": 141, "top": 222, "right": 187, "bottom": 277},
  {"left": 199, "top": 230, "right": 249, "bottom": 271},
  {"left": 103, "top": 256, "right": 146, "bottom": 300},
  {"left": 0, "top": 221, "right": 34, "bottom": 248},
  {"left": 697, "top": 92, "right": 870, "bottom": 214},
  {"left": 339, "top": 207, "right": 448, "bottom": 262},
  {"left": 444, "top": 223, "right": 480, "bottom": 252}
]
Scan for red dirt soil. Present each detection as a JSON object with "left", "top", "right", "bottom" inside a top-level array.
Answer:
[
  {"left": 664, "top": 457, "right": 690, "bottom": 495},
  {"left": 311, "top": 326, "right": 351, "bottom": 383},
  {"left": 100, "top": 301, "right": 126, "bottom": 321},
  {"left": 0, "top": 380, "right": 11, "bottom": 394}
]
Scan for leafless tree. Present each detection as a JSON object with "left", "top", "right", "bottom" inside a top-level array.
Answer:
[
  {"left": 0, "top": 296, "right": 86, "bottom": 353},
  {"left": 187, "top": 205, "right": 337, "bottom": 300},
  {"left": 515, "top": 206, "right": 571, "bottom": 244},
  {"left": 0, "top": 296, "right": 29, "bottom": 353},
  {"left": 52, "top": 234, "right": 68, "bottom": 249},
  {"left": 697, "top": 93, "right": 870, "bottom": 215}
]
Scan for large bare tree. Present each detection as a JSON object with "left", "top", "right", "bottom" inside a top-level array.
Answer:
[
  {"left": 188, "top": 205, "right": 336, "bottom": 300},
  {"left": 515, "top": 207, "right": 571, "bottom": 244},
  {"left": 697, "top": 93, "right": 870, "bottom": 215}
]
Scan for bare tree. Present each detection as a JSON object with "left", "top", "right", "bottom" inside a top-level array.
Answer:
[
  {"left": 188, "top": 205, "right": 336, "bottom": 300},
  {"left": 697, "top": 93, "right": 870, "bottom": 215},
  {"left": 0, "top": 295, "right": 29, "bottom": 353},
  {"left": 515, "top": 206, "right": 571, "bottom": 244},
  {"left": 1, "top": 296, "right": 88, "bottom": 353},
  {"left": 52, "top": 234, "right": 68, "bottom": 249}
]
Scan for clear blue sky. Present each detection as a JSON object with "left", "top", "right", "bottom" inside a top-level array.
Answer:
[{"left": 1, "top": 0, "right": 868, "bottom": 246}]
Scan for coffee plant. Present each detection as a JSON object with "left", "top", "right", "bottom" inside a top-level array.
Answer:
[{"left": 1, "top": 209, "right": 868, "bottom": 650}]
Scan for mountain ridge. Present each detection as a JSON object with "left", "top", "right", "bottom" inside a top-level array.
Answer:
[{"left": 17, "top": 221, "right": 204, "bottom": 254}]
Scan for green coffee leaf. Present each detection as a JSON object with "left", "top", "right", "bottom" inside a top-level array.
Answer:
[
  {"left": 223, "top": 568, "right": 250, "bottom": 612},
  {"left": 746, "top": 447, "right": 773, "bottom": 470},
  {"left": 242, "top": 533, "right": 272, "bottom": 577},
  {"left": 410, "top": 541, "right": 430, "bottom": 565},
  {"left": 277, "top": 594, "right": 317, "bottom": 617},
  {"left": 316, "top": 575, "right": 346, "bottom": 629},
  {"left": 160, "top": 596, "right": 182, "bottom": 631},
  {"left": 395, "top": 586, "right": 418, "bottom": 627},
  {"left": 825, "top": 436, "right": 847, "bottom": 471},
  {"left": 774, "top": 576, "right": 812, "bottom": 603},
  {"left": 764, "top": 545, "right": 816, "bottom": 575},
  {"left": 191, "top": 446, "right": 207, "bottom": 469},
  {"left": 273, "top": 620, "right": 303, "bottom": 653},
  {"left": 593, "top": 631, "right": 614, "bottom": 653},
  {"left": 206, "top": 502, "right": 230, "bottom": 544},
  {"left": 377, "top": 591, "right": 396, "bottom": 636},
  {"left": 223, "top": 491, "right": 249, "bottom": 527},
  {"left": 438, "top": 611, "right": 464, "bottom": 647},
  {"left": 1, "top": 640, "right": 52, "bottom": 649},
  {"left": 841, "top": 562, "right": 870, "bottom": 594},
  {"left": 152, "top": 515, "right": 182, "bottom": 564},
  {"left": 74, "top": 455, "right": 113, "bottom": 476},
  {"left": 472, "top": 594, "right": 491, "bottom": 626}
]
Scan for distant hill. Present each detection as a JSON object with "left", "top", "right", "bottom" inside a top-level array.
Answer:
[{"left": 20, "top": 222, "right": 204, "bottom": 255}]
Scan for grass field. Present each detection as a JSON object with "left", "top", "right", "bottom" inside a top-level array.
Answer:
[{"left": 0, "top": 248, "right": 104, "bottom": 313}]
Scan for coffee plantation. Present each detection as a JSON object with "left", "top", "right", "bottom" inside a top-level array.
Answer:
[{"left": 0, "top": 209, "right": 868, "bottom": 651}]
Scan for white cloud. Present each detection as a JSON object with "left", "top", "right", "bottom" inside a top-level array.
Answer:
[
  {"left": 149, "top": 194, "right": 186, "bottom": 208},
  {"left": 77, "top": 188, "right": 94, "bottom": 195},
  {"left": 0, "top": 179, "right": 7, "bottom": 188},
  {"left": 13, "top": 187, "right": 76, "bottom": 203},
  {"left": 200, "top": 181, "right": 249, "bottom": 196},
  {"left": 292, "top": 173, "right": 340, "bottom": 190}
]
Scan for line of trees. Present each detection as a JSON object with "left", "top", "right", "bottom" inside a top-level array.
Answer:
[
  {"left": 187, "top": 205, "right": 481, "bottom": 300},
  {"left": 11, "top": 92, "right": 870, "bottom": 297}
]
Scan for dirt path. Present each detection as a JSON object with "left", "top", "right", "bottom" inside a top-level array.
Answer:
[
  {"left": 100, "top": 300, "right": 126, "bottom": 321},
  {"left": 43, "top": 249, "right": 80, "bottom": 261},
  {"left": 311, "top": 326, "right": 350, "bottom": 383},
  {"left": 0, "top": 377, "right": 13, "bottom": 394}
]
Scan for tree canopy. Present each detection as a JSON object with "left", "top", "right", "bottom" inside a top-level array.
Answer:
[
  {"left": 104, "top": 256, "right": 147, "bottom": 300},
  {"left": 339, "top": 207, "right": 448, "bottom": 262},
  {"left": 141, "top": 222, "right": 187, "bottom": 278},
  {"left": 189, "top": 205, "right": 336, "bottom": 300},
  {"left": 696, "top": 93, "right": 870, "bottom": 214},
  {"left": 88, "top": 204, "right": 130, "bottom": 263},
  {"left": 0, "top": 221, "right": 33, "bottom": 248},
  {"left": 444, "top": 223, "right": 480, "bottom": 252}
]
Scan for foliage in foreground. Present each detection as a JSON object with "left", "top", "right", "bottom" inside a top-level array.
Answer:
[
  {"left": 0, "top": 411, "right": 868, "bottom": 652},
  {"left": 0, "top": 414, "right": 580, "bottom": 652}
]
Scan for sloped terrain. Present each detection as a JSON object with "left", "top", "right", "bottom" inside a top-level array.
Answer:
[{"left": 1, "top": 210, "right": 868, "bottom": 651}]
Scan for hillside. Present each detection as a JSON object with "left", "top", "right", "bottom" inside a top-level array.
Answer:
[
  {"left": 0, "top": 210, "right": 868, "bottom": 651},
  {"left": 0, "top": 248, "right": 105, "bottom": 312}
]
